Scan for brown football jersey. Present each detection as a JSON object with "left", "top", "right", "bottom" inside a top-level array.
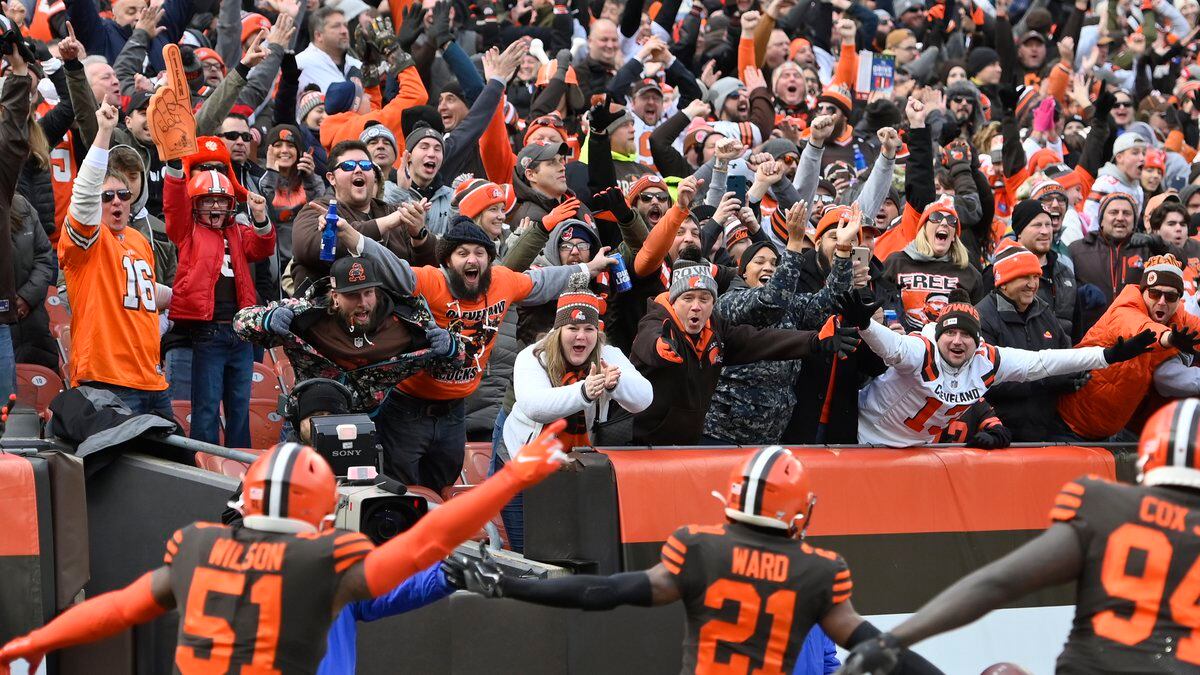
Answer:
[
  {"left": 1052, "top": 476, "right": 1200, "bottom": 673},
  {"left": 661, "top": 521, "right": 851, "bottom": 674},
  {"left": 163, "top": 522, "right": 373, "bottom": 674}
]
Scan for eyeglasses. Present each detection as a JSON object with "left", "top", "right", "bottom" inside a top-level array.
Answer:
[
  {"left": 638, "top": 191, "right": 671, "bottom": 204},
  {"left": 101, "top": 189, "right": 133, "bottom": 203},
  {"left": 220, "top": 131, "right": 253, "bottom": 142},
  {"left": 336, "top": 159, "right": 376, "bottom": 172},
  {"left": 1113, "top": 100, "right": 1133, "bottom": 109},
  {"left": 1147, "top": 288, "right": 1181, "bottom": 303},
  {"left": 815, "top": 104, "right": 840, "bottom": 116},
  {"left": 1039, "top": 193, "right": 1067, "bottom": 205},
  {"left": 558, "top": 241, "right": 591, "bottom": 253},
  {"left": 926, "top": 210, "right": 959, "bottom": 227},
  {"left": 529, "top": 115, "right": 566, "bottom": 130}
]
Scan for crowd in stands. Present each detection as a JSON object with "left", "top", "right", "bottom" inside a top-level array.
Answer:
[{"left": 4, "top": 0, "right": 1200, "bottom": 547}]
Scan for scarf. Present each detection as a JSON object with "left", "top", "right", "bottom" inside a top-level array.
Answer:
[{"left": 560, "top": 366, "right": 592, "bottom": 449}]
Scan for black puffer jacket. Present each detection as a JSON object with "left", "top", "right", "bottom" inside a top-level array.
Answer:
[
  {"left": 976, "top": 290, "right": 1078, "bottom": 442},
  {"left": 17, "top": 162, "right": 54, "bottom": 237},
  {"left": 10, "top": 195, "right": 58, "bottom": 371}
]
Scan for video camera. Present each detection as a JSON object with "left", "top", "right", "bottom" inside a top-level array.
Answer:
[
  {"left": 309, "top": 413, "right": 379, "bottom": 477},
  {"left": 335, "top": 482, "right": 430, "bottom": 545}
]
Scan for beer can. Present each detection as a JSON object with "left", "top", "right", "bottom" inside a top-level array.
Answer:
[
  {"left": 609, "top": 252, "right": 633, "bottom": 293},
  {"left": 883, "top": 309, "right": 899, "bottom": 324}
]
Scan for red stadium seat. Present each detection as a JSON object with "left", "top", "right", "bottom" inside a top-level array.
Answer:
[
  {"left": 251, "top": 361, "right": 279, "bottom": 400},
  {"left": 439, "top": 484, "right": 510, "bottom": 550},
  {"left": 44, "top": 285, "right": 69, "bottom": 336},
  {"left": 15, "top": 364, "right": 64, "bottom": 419},
  {"left": 194, "top": 449, "right": 260, "bottom": 479},
  {"left": 172, "top": 401, "right": 192, "bottom": 436},
  {"left": 463, "top": 442, "right": 493, "bottom": 485},
  {"left": 55, "top": 325, "right": 71, "bottom": 377},
  {"left": 406, "top": 485, "right": 444, "bottom": 506},
  {"left": 247, "top": 399, "right": 285, "bottom": 450},
  {"left": 273, "top": 356, "right": 295, "bottom": 393}
]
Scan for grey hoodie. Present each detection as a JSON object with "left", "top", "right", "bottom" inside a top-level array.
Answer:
[{"left": 112, "top": 144, "right": 176, "bottom": 286}]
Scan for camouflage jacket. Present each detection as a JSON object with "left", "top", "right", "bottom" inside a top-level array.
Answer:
[
  {"left": 234, "top": 285, "right": 458, "bottom": 411},
  {"left": 703, "top": 252, "right": 852, "bottom": 445}
]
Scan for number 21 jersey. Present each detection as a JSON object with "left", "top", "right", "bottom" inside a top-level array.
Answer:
[{"left": 1052, "top": 476, "right": 1200, "bottom": 673}]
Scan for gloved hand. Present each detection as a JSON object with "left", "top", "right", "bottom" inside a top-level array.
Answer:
[
  {"left": 1077, "top": 283, "right": 1108, "bottom": 310},
  {"left": 508, "top": 419, "right": 569, "bottom": 484},
  {"left": 1103, "top": 329, "right": 1157, "bottom": 364},
  {"left": 430, "top": 0, "right": 455, "bottom": 49},
  {"left": 427, "top": 324, "right": 457, "bottom": 358},
  {"left": 1169, "top": 324, "right": 1200, "bottom": 355},
  {"left": 1093, "top": 88, "right": 1116, "bottom": 120},
  {"left": 396, "top": 3, "right": 427, "bottom": 52},
  {"left": 837, "top": 632, "right": 902, "bottom": 675},
  {"left": 969, "top": 425, "right": 1012, "bottom": 450},
  {"left": 941, "top": 139, "right": 970, "bottom": 167},
  {"left": 440, "top": 544, "right": 505, "bottom": 596},
  {"left": 265, "top": 306, "right": 295, "bottom": 335},
  {"left": 592, "top": 186, "right": 633, "bottom": 222},
  {"left": 543, "top": 197, "right": 581, "bottom": 231},
  {"left": 1033, "top": 96, "right": 1056, "bottom": 133},
  {"left": 1068, "top": 371, "right": 1092, "bottom": 392},
  {"left": 997, "top": 84, "right": 1021, "bottom": 114},
  {"left": 816, "top": 325, "right": 862, "bottom": 356},
  {"left": 1130, "top": 232, "right": 1171, "bottom": 255},
  {"left": 588, "top": 98, "right": 621, "bottom": 136},
  {"left": 839, "top": 290, "right": 882, "bottom": 329}
]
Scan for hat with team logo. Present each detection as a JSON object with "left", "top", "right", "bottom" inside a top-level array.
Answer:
[
  {"left": 330, "top": 256, "right": 383, "bottom": 293},
  {"left": 1140, "top": 254, "right": 1185, "bottom": 295},
  {"left": 668, "top": 257, "right": 718, "bottom": 302},
  {"left": 935, "top": 288, "right": 981, "bottom": 342},
  {"left": 554, "top": 274, "right": 602, "bottom": 328}
]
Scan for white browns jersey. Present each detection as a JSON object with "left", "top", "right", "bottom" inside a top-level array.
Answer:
[{"left": 857, "top": 322, "right": 1109, "bottom": 447}]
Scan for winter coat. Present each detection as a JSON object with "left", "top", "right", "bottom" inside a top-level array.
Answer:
[
  {"left": 233, "top": 286, "right": 448, "bottom": 411},
  {"left": 399, "top": 183, "right": 454, "bottom": 236},
  {"left": 783, "top": 252, "right": 895, "bottom": 444},
  {"left": 575, "top": 57, "right": 616, "bottom": 98},
  {"left": 508, "top": 174, "right": 592, "bottom": 232},
  {"left": 291, "top": 196, "right": 439, "bottom": 294},
  {"left": 703, "top": 252, "right": 852, "bottom": 445},
  {"left": 259, "top": 168, "right": 327, "bottom": 262},
  {"left": 162, "top": 170, "right": 276, "bottom": 322},
  {"left": 883, "top": 242, "right": 985, "bottom": 333},
  {"left": 464, "top": 310, "right": 519, "bottom": 440},
  {"left": 17, "top": 162, "right": 54, "bottom": 237},
  {"left": 1057, "top": 284, "right": 1200, "bottom": 440},
  {"left": 1067, "top": 231, "right": 1153, "bottom": 335},
  {"left": 10, "top": 196, "right": 57, "bottom": 371},
  {"left": 976, "top": 290, "right": 1075, "bottom": 441},
  {"left": 0, "top": 75, "right": 33, "bottom": 326},
  {"left": 504, "top": 342, "right": 652, "bottom": 453},
  {"left": 630, "top": 293, "right": 822, "bottom": 445}
]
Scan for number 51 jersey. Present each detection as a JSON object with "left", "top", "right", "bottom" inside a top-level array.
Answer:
[
  {"left": 662, "top": 522, "right": 852, "bottom": 674},
  {"left": 1052, "top": 476, "right": 1200, "bottom": 673},
  {"left": 163, "top": 522, "right": 374, "bottom": 674}
]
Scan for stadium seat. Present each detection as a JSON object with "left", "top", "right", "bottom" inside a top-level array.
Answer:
[
  {"left": 172, "top": 401, "right": 192, "bottom": 436},
  {"left": 15, "top": 364, "right": 64, "bottom": 419},
  {"left": 273, "top": 355, "right": 295, "bottom": 393},
  {"left": 463, "top": 442, "right": 493, "bottom": 485},
  {"left": 251, "top": 362, "right": 279, "bottom": 400},
  {"left": 247, "top": 399, "right": 285, "bottom": 450},
  {"left": 55, "top": 325, "right": 71, "bottom": 376},
  {"left": 406, "top": 485, "right": 444, "bottom": 506},
  {"left": 44, "top": 285, "right": 69, "bottom": 336},
  {"left": 437, "top": 484, "right": 510, "bottom": 549}
]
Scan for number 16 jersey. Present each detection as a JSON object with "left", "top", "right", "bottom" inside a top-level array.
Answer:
[{"left": 1052, "top": 476, "right": 1200, "bottom": 673}]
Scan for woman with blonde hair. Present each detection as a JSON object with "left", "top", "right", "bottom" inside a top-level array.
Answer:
[{"left": 882, "top": 196, "right": 984, "bottom": 332}]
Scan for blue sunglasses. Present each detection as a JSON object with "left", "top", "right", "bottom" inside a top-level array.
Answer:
[{"left": 336, "top": 159, "right": 376, "bottom": 173}]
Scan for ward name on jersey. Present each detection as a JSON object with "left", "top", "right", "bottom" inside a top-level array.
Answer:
[{"left": 857, "top": 321, "right": 1109, "bottom": 447}]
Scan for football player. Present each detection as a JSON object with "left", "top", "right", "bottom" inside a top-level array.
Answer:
[
  {"left": 0, "top": 422, "right": 569, "bottom": 674},
  {"left": 842, "top": 289, "right": 1157, "bottom": 447},
  {"left": 840, "top": 398, "right": 1200, "bottom": 674},
  {"left": 444, "top": 446, "right": 943, "bottom": 674}
]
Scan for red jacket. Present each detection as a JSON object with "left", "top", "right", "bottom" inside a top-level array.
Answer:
[{"left": 163, "top": 173, "right": 275, "bottom": 321}]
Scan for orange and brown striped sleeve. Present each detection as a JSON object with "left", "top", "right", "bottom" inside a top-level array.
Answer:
[
  {"left": 831, "top": 564, "right": 853, "bottom": 605},
  {"left": 164, "top": 528, "right": 186, "bottom": 565},
  {"left": 660, "top": 533, "right": 688, "bottom": 576},
  {"left": 1049, "top": 479, "right": 1087, "bottom": 523},
  {"left": 333, "top": 531, "right": 376, "bottom": 574}
]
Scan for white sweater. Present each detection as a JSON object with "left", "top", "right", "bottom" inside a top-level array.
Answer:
[{"left": 503, "top": 343, "right": 653, "bottom": 458}]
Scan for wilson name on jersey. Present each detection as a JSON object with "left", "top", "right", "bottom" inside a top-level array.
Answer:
[
  {"left": 661, "top": 522, "right": 851, "bottom": 675},
  {"left": 1052, "top": 476, "right": 1200, "bottom": 673}
]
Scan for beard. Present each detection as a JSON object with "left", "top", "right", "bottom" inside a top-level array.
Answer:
[{"left": 447, "top": 264, "right": 493, "bottom": 301}]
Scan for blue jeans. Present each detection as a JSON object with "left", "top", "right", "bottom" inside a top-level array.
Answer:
[
  {"left": 0, "top": 324, "right": 15, "bottom": 404},
  {"left": 489, "top": 407, "right": 524, "bottom": 552},
  {"left": 86, "top": 381, "right": 172, "bottom": 418},
  {"left": 374, "top": 392, "right": 465, "bottom": 489},
  {"left": 189, "top": 324, "right": 252, "bottom": 448},
  {"left": 164, "top": 347, "right": 192, "bottom": 402}
]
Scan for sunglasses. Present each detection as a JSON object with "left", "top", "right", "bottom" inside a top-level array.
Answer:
[
  {"left": 1113, "top": 100, "right": 1133, "bottom": 109},
  {"left": 815, "top": 104, "right": 841, "bottom": 115},
  {"left": 220, "top": 131, "right": 254, "bottom": 142},
  {"left": 814, "top": 194, "right": 835, "bottom": 204},
  {"left": 926, "top": 211, "right": 959, "bottom": 227},
  {"left": 101, "top": 189, "right": 133, "bottom": 203},
  {"left": 638, "top": 191, "right": 671, "bottom": 204},
  {"left": 530, "top": 115, "right": 566, "bottom": 130},
  {"left": 950, "top": 96, "right": 972, "bottom": 105},
  {"left": 336, "top": 159, "right": 376, "bottom": 172},
  {"left": 195, "top": 162, "right": 226, "bottom": 172},
  {"left": 558, "top": 241, "right": 591, "bottom": 253},
  {"left": 1147, "top": 288, "right": 1181, "bottom": 303}
]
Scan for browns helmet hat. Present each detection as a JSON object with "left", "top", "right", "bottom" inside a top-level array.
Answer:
[
  {"left": 187, "top": 170, "right": 238, "bottom": 225},
  {"left": 239, "top": 443, "right": 338, "bottom": 532},
  {"left": 723, "top": 446, "right": 814, "bottom": 532},
  {"left": 1138, "top": 398, "right": 1200, "bottom": 489}
]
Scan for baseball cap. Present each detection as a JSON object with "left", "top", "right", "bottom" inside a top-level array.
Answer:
[
  {"left": 517, "top": 141, "right": 571, "bottom": 172},
  {"left": 1019, "top": 30, "right": 1047, "bottom": 44},
  {"left": 630, "top": 77, "right": 663, "bottom": 97},
  {"left": 330, "top": 256, "right": 384, "bottom": 293},
  {"left": 1113, "top": 132, "right": 1148, "bottom": 156},
  {"left": 124, "top": 90, "right": 152, "bottom": 116}
]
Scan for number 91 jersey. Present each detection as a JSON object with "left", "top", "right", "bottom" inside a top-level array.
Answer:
[
  {"left": 163, "top": 522, "right": 373, "bottom": 674},
  {"left": 1052, "top": 476, "right": 1200, "bottom": 673},
  {"left": 662, "top": 522, "right": 851, "bottom": 675}
]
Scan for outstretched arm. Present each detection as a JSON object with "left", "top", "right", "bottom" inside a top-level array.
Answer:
[{"left": 498, "top": 565, "right": 679, "bottom": 609}]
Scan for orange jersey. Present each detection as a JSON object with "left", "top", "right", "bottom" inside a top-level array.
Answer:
[
  {"left": 36, "top": 100, "right": 76, "bottom": 240},
  {"left": 397, "top": 265, "right": 534, "bottom": 401},
  {"left": 58, "top": 213, "right": 167, "bottom": 390}
]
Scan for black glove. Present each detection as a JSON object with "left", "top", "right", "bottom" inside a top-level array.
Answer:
[
  {"left": 839, "top": 290, "right": 882, "bottom": 330},
  {"left": 556, "top": 48, "right": 572, "bottom": 75},
  {"left": 440, "top": 544, "right": 505, "bottom": 596},
  {"left": 815, "top": 325, "right": 862, "bottom": 356},
  {"left": 1129, "top": 232, "right": 1171, "bottom": 255},
  {"left": 1169, "top": 324, "right": 1200, "bottom": 355},
  {"left": 1093, "top": 88, "right": 1116, "bottom": 120},
  {"left": 1068, "top": 370, "right": 1092, "bottom": 392},
  {"left": 430, "top": 0, "right": 455, "bottom": 49},
  {"left": 588, "top": 98, "right": 621, "bottom": 135},
  {"left": 592, "top": 186, "right": 633, "bottom": 222},
  {"left": 839, "top": 632, "right": 902, "bottom": 675},
  {"left": 997, "top": 84, "right": 1021, "bottom": 114},
  {"left": 1103, "top": 329, "right": 1157, "bottom": 364},
  {"left": 396, "top": 3, "right": 427, "bottom": 52},
  {"left": 969, "top": 425, "right": 1012, "bottom": 450}
]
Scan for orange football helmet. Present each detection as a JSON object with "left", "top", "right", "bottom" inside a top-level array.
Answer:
[
  {"left": 724, "top": 446, "right": 815, "bottom": 534},
  {"left": 241, "top": 443, "right": 338, "bottom": 531},
  {"left": 1138, "top": 399, "right": 1200, "bottom": 489}
]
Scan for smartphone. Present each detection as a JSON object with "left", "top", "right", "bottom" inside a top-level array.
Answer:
[
  {"left": 852, "top": 246, "right": 871, "bottom": 268},
  {"left": 726, "top": 174, "right": 748, "bottom": 203}
]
